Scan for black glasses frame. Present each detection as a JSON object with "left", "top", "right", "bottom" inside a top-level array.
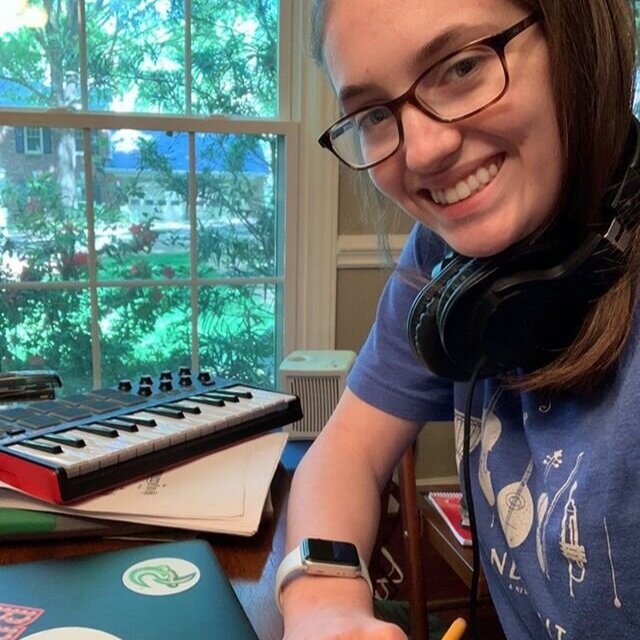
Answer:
[{"left": 318, "top": 12, "right": 541, "bottom": 170}]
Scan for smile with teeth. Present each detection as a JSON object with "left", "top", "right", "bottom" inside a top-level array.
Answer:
[{"left": 429, "top": 159, "right": 503, "bottom": 205}]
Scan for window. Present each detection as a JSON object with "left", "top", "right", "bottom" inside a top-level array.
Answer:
[{"left": 0, "top": 2, "right": 339, "bottom": 393}]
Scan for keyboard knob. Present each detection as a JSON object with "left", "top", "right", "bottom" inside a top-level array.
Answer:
[
  {"left": 139, "top": 374, "right": 153, "bottom": 386},
  {"left": 138, "top": 383, "right": 153, "bottom": 396},
  {"left": 179, "top": 365, "right": 191, "bottom": 376},
  {"left": 179, "top": 375, "right": 193, "bottom": 387},
  {"left": 160, "top": 370, "right": 173, "bottom": 380},
  {"left": 159, "top": 380, "right": 173, "bottom": 392},
  {"left": 118, "top": 379, "right": 133, "bottom": 392},
  {"left": 198, "top": 370, "right": 212, "bottom": 383}
]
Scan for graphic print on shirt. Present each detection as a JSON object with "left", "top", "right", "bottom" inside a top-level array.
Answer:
[
  {"left": 478, "top": 391, "right": 503, "bottom": 514},
  {"left": 535, "top": 451, "right": 586, "bottom": 599},
  {"left": 453, "top": 408, "right": 482, "bottom": 471},
  {"left": 603, "top": 517, "right": 623, "bottom": 609},
  {"left": 560, "top": 481, "right": 586, "bottom": 597},
  {"left": 497, "top": 458, "right": 535, "bottom": 548}
]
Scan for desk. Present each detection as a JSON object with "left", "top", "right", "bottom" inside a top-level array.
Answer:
[{"left": 0, "top": 455, "right": 297, "bottom": 640}]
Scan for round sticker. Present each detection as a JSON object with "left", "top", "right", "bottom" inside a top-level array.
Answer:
[
  {"left": 23, "top": 629, "right": 123, "bottom": 640},
  {"left": 122, "top": 556, "right": 200, "bottom": 596}
]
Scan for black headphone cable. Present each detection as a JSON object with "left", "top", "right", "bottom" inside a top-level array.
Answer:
[{"left": 462, "top": 357, "right": 487, "bottom": 640}]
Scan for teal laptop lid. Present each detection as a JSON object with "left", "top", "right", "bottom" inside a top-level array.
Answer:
[{"left": 0, "top": 540, "right": 259, "bottom": 640}]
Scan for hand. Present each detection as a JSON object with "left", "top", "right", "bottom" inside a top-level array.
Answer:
[{"left": 283, "top": 607, "right": 408, "bottom": 640}]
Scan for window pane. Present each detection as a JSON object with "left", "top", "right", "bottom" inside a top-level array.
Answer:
[
  {"left": 191, "top": 0, "right": 279, "bottom": 117},
  {"left": 0, "top": 127, "right": 88, "bottom": 283},
  {"left": 197, "top": 133, "right": 277, "bottom": 278},
  {"left": 0, "top": 2, "right": 77, "bottom": 109},
  {"left": 86, "top": 1, "right": 185, "bottom": 112},
  {"left": 0, "top": 288, "right": 93, "bottom": 394},
  {"left": 99, "top": 285, "right": 192, "bottom": 384},
  {"left": 198, "top": 284, "right": 276, "bottom": 387},
  {"left": 97, "top": 130, "right": 191, "bottom": 282}
]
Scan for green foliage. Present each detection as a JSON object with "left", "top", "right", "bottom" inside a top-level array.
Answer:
[{"left": 0, "top": 0, "right": 280, "bottom": 392}]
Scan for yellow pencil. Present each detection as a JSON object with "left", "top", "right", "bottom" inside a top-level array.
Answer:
[{"left": 441, "top": 617, "right": 467, "bottom": 640}]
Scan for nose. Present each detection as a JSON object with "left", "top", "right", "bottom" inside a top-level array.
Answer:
[{"left": 399, "top": 103, "right": 462, "bottom": 173}]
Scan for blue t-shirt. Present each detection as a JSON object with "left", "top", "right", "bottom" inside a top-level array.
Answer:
[{"left": 348, "top": 223, "right": 640, "bottom": 639}]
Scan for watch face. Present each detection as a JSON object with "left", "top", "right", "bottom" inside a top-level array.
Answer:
[{"left": 302, "top": 538, "right": 359, "bottom": 567}]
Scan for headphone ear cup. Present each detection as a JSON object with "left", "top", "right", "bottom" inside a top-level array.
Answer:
[{"left": 407, "top": 254, "right": 473, "bottom": 380}]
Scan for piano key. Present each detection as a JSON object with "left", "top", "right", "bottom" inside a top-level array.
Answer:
[
  {"left": 189, "top": 396, "right": 225, "bottom": 407},
  {"left": 42, "top": 433, "right": 86, "bottom": 448},
  {"left": 116, "top": 415, "right": 157, "bottom": 428},
  {"left": 144, "top": 407, "right": 185, "bottom": 419},
  {"left": 204, "top": 392, "right": 239, "bottom": 403},
  {"left": 76, "top": 424, "right": 119, "bottom": 438},
  {"left": 19, "top": 439, "right": 64, "bottom": 454},
  {"left": 96, "top": 419, "right": 139, "bottom": 432},
  {"left": 214, "top": 388, "right": 254, "bottom": 399},
  {"left": 166, "top": 402, "right": 202, "bottom": 415}
]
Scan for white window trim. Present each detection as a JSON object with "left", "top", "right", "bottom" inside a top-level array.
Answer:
[{"left": 284, "top": 1, "right": 340, "bottom": 355}]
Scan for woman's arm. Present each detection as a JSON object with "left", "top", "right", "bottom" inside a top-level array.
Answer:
[{"left": 281, "top": 387, "right": 421, "bottom": 637}]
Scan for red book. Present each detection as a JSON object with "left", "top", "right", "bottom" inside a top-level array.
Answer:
[{"left": 426, "top": 491, "right": 473, "bottom": 546}]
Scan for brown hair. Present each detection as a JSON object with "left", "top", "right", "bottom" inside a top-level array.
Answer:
[{"left": 311, "top": 0, "right": 639, "bottom": 395}]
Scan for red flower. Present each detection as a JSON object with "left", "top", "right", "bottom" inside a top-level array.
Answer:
[
  {"left": 71, "top": 252, "right": 89, "bottom": 267},
  {"left": 162, "top": 265, "right": 175, "bottom": 279}
]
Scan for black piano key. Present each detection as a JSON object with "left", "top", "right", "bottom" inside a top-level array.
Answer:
[
  {"left": 117, "top": 416, "right": 157, "bottom": 428},
  {"left": 144, "top": 407, "right": 185, "bottom": 419},
  {"left": 167, "top": 403, "right": 201, "bottom": 415},
  {"left": 20, "top": 439, "right": 64, "bottom": 454},
  {"left": 76, "top": 424, "right": 120, "bottom": 438},
  {"left": 218, "top": 389, "right": 253, "bottom": 399},
  {"left": 204, "top": 392, "right": 239, "bottom": 403},
  {"left": 190, "top": 396, "right": 225, "bottom": 407},
  {"left": 42, "top": 433, "right": 86, "bottom": 448},
  {"left": 96, "top": 419, "right": 139, "bottom": 432},
  {"left": 15, "top": 414, "right": 63, "bottom": 430}
]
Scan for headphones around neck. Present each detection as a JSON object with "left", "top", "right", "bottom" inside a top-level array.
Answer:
[{"left": 407, "top": 117, "right": 640, "bottom": 381}]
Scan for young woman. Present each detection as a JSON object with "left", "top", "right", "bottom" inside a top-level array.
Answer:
[{"left": 278, "top": 1, "right": 640, "bottom": 638}]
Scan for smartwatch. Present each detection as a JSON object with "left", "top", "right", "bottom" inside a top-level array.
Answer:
[{"left": 274, "top": 538, "right": 373, "bottom": 612}]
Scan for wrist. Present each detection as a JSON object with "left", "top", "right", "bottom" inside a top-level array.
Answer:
[{"left": 275, "top": 538, "right": 373, "bottom": 614}]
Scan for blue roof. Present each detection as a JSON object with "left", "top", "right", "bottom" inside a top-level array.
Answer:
[{"left": 104, "top": 130, "right": 270, "bottom": 176}]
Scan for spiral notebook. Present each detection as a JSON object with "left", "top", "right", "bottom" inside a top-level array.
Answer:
[
  {"left": 425, "top": 491, "right": 473, "bottom": 546},
  {"left": 0, "top": 540, "right": 258, "bottom": 640}
]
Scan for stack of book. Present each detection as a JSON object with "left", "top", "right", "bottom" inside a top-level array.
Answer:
[{"left": 0, "top": 431, "right": 287, "bottom": 541}]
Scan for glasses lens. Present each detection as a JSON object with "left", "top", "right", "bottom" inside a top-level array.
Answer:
[
  {"left": 417, "top": 45, "right": 506, "bottom": 119},
  {"left": 329, "top": 106, "right": 399, "bottom": 168}
]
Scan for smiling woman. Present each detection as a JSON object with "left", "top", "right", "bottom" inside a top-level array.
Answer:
[{"left": 281, "top": 1, "right": 640, "bottom": 640}]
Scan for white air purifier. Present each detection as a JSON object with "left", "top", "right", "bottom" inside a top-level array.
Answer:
[{"left": 278, "top": 350, "right": 357, "bottom": 439}]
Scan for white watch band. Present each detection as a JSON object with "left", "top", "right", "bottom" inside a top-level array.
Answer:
[{"left": 274, "top": 543, "right": 373, "bottom": 614}]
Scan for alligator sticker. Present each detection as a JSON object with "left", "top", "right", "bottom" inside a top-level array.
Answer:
[{"left": 122, "top": 557, "right": 200, "bottom": 596}]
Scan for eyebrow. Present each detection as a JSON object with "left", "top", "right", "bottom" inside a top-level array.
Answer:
[{"left": 337, "top": 22, "right": 499, "bottom": 107}]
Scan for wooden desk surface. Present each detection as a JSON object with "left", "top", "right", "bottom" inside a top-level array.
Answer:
[{"left": 0, "top": 461, "right": 294, "bottom": 640}]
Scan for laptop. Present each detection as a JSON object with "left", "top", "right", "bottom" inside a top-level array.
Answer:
[{"left": 0, "top": 540, "right": 259, "bottom": 640}]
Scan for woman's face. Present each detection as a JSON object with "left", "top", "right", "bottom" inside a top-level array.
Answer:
[{"left": 323, "top": 0, "right": 564, "bottom": 257}]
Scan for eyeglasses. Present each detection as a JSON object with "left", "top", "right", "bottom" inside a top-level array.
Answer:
[{"left": 318, "top": 12, "right": 540, "bottom": 170}]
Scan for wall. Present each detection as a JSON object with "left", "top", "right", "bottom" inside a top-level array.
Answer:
[{"left": 334, "top": 169, "right": 458, "bottom": 486}]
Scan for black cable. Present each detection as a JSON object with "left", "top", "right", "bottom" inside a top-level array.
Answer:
[{"left": 462, "top": 358, "right": 487, "bottom": 640}]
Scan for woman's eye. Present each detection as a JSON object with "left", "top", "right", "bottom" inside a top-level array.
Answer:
[
  {"left": 444, "top": 55, "right": 481, "bottom": 82},
  {"left": 357, "top": 107, "right": 391, "bottom": 130}
]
